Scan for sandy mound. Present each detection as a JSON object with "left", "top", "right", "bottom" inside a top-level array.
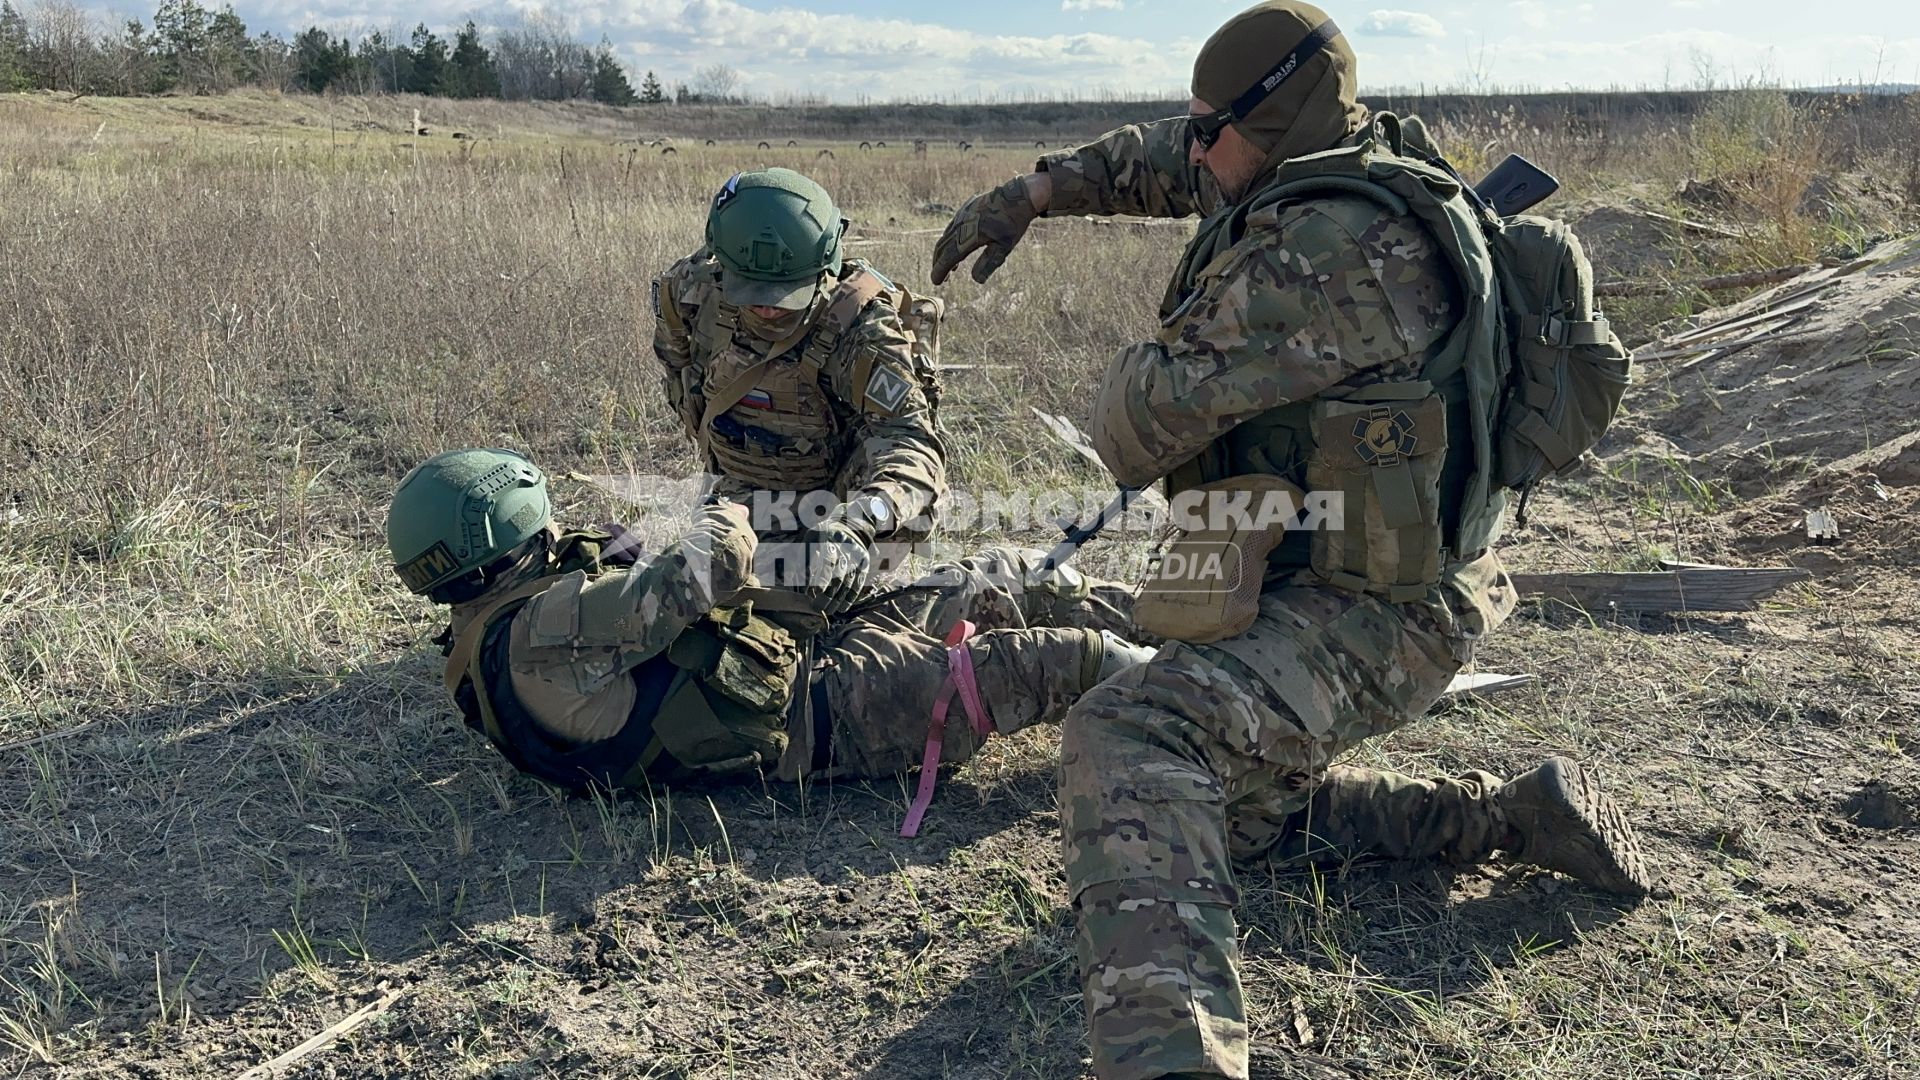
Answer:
[
  {"left": 1615, "top": 234, "right": 1920, "bottom": 496},
  {"left": 1566, "top": 201, "right": 1681, "bottom": 280}
]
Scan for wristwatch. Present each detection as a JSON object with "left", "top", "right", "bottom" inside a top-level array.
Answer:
[{"left": 848, "top": 493, "right": 893, "bottom": 539}]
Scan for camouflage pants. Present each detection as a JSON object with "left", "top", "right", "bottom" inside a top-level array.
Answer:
[
  {"left": 1059, "top": 581, "right": 1508, "bottom": 1080},
  {"left": 781, "top": 547, "right": 1139, "bottom": 780}
]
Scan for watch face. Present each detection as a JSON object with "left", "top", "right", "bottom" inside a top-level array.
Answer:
[{"left": 862, "top": 495, "right": 892, "bottom": 530}]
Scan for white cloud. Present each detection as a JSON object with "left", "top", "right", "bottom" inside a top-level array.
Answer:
[
  {"left": 1508, "top": 1, "right": 1548, "bottom": 31},
  {"left": 1062, "top": 0, "right": 1125, "bottom": 10},
  {"left": 1358, "top": 10, "right": 1447, "bottom": 39}
]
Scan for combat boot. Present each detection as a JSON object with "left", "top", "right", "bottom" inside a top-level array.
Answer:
[{"left": 1497, "top": 757, "right": 1652, "bottom": 896}]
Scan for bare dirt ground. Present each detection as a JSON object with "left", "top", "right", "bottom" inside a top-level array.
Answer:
[{"left": 2, "top": 90, "right": 1918, "bottom": 1079}]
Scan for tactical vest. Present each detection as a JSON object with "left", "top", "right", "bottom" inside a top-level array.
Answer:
[
  {"left": 1161, "top": 119, "right": 1511, "bottom": 603},
  {"left": 442, "top": 531, "right": 802, "bottom": 791},
  {"left": 693, "top": 259, "right": 944, "bottom": 496}
]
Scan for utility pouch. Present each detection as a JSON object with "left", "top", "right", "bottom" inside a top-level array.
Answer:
[
  {"left": 653, "top": 608, "right": 796, "bottom": 774},
  {"left": 1305, "top": 383, "right": 1450, "bottom": 602},
  {"left": 1133, "top": 475, "right": 1306, "bottom": 644}
]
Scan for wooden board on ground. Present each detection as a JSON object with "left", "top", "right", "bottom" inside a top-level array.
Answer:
[
  {"left": 1511, "top": 566, "right": 1813, "bottom": 613},
  {"left": 1442, "top": 672, "right": 1538, "bottom": 699}
]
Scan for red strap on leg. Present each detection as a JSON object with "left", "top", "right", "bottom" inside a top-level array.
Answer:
[{"left": 899, "top": 620, "right": 993, "bottom": 838}]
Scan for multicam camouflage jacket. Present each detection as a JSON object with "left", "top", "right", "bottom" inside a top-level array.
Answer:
[
  {"left": 1038, "top": 117, "right": 1457, "bottom": 487},
  {"left": 1039, "top": 116, "right": 1513, "bottom": 630},
  {"left": 651, "top": 250, "right": 946, "bottom": 540}
]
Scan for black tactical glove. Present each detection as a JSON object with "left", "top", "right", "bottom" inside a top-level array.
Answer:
[{"left": 931, "top": 175, "right": 1040, "bottom": 286}]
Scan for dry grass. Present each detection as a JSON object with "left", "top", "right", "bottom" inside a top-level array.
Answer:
[{"left": 1, "top": 89, "right": 1917, "bottom": 1078}]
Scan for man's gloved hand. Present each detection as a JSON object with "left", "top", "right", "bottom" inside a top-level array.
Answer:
[
  {"left": 802, "top": 515, "right": 873, "bottom": 615},
  {"left": 931, "top": 174, "right": 1041, "bottom": 286}
]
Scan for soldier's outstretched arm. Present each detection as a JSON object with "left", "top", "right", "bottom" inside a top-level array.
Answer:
[
  {"left": 514, "top": 502, "right": 758, "bottom": 688},
  {"left": 827, "top": 306, "right": 947, "bottom": 542},
  {"left": 650, "top": 256, "right": 705, "bottom": 436},
  {"left": 1090, "top": 204, "right": 1457, "bottom": 488},
  {"left": 1033, "top": 116, "right": 1217, "bottom": 220},
  {"left": 932, "top": 118, "right": 1211, "bottom": 286}
]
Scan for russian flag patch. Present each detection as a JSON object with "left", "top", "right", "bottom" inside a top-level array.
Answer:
[{"left": 740, "top": 389, "right": 774, "bottom": 410}]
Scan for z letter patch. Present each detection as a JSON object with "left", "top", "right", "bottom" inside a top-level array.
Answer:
[{"left": 864, "top": 366, "right": 913, "bottom": 415}]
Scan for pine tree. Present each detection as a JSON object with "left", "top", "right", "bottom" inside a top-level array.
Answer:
[
  {"left": 406, "top": 23, "right": 447, "bottom": 96},
  {"left": 206, "top": 5, "right": 253, "bottom": 89},
  {"left": 357, "top": 29, "right": 410, "bottom": 95},
  {"left": 292, "top": 26, "right": 351, "bottom": 93},
  {"left": 0, "top": 2, "right": 29, "bottom": 91},
  {"left": 154, "top": 0, "right": 212, "bottom": 92},
  {"left": 446, "top": 21, "right": 498, "bottom": 99},
  {"left": 638, "top": 70, "right": 665, "bottom": 104},
  {"left": 589, "top": 43, "right": 635, "bottom": 106}
]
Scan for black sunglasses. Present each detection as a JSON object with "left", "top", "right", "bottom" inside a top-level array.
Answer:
[{"left": 1188, "top": 107, "right": 1234, "bottom": 151}]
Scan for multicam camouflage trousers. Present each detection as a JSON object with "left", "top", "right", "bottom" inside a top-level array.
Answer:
[
  {"left": 773, "top": 546, "right": 1139, "bottom": 781},
  {"left": 1059, "top": 581, "right": 1509, "bottom": 1080}
]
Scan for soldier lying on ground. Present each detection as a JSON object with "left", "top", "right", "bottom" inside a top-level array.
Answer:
[{"left": 387, "top": 448, "right": 1149, "bottom": 798}]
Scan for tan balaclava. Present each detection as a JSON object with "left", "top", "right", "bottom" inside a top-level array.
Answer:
[{"left": 1191, "top": 1, "right": 1368, "bottom": 173}]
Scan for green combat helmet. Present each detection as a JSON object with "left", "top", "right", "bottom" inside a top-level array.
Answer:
[
  {"left": 387, "top": 448, "right": 551, "bottom": 598},
  {"left": 705, "top": 168, "right": 847, "bottom": 310}
]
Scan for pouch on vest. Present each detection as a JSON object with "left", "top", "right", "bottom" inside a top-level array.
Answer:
[
  {"left": 1305, "top": 383, "right": 1450, "bottom": 602},
  {"left": 894, "top": 286, "right": 945, "bottom": 414},
  {"left": 654, "top": 607, "right": 796, "bottom": 773},
  {"left": 1134, "top": 475, "right": 1306, "bottom": 644}
]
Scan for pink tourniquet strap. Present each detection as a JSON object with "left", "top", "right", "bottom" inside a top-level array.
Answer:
[{"left": 899, "top": 620, "right": 993, "bottom": 838}]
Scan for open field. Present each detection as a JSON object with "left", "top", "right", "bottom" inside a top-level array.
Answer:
[{"left": 2, "top": 89, "right": 1919, "bottom": 1078}]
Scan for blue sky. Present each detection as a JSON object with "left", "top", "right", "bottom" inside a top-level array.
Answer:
[{"left": 247, "top": 0, "right": 1920, "bottom": 101}]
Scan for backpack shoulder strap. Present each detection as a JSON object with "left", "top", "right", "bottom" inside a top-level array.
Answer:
[
  {"left": 809, "top": 267, "right": 892, "bottom": 359},
  {"left": 801, "top": 267, "right": 896, "bottom": 406},
  {"left": 1262, "top": 175, "right": 1411, "bottom": 218},
  {"left": 441, "top": 577, "right": 567, "bottom": 696}
]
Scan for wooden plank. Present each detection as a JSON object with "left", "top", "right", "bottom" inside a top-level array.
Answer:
[
  {"left": 1442, "top": 672, "right": 1538, "bottom": 699},
  {"left": 1627, "top": 207, "right": 1748, "bottom": 239},
  {"left": 1634, "top": 317, "right": 1805, "bottom": 362},
  {"left": 239, "top": 986, "right": 406, "bottom": 1079},
  {"left": 1664, "top": 296, "right": 1823, "bottom": 345},
  {"left": 1511, "top": 567, "right": 1812, "bottom": 613}
]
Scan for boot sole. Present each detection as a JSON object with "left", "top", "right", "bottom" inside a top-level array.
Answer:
[{"left": 1533, "top": 757, "right": 1653, "bottom": 897}]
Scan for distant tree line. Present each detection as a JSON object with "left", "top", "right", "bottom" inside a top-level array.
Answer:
[{"left": 0, "top": 0, "right": 746, "bottom": 106}]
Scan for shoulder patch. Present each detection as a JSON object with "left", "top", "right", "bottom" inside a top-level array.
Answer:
[{"left": 864, "top": 364, "right": 914, "bottom": 416}]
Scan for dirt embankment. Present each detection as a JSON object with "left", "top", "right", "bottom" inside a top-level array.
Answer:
[{"left": 1609, "top": 234, "right": 1920, "bottom": 500}]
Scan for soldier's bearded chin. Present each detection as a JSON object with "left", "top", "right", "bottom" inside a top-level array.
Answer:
[{"left": 1207, "top": 157, "right": 1260, "bottom": 204}]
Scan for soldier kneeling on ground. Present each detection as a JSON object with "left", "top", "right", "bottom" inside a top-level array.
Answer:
[
  {"left": 653, "top": 167, "right": 950, "bottom": 615},
  {"left": 387, "top": 448, "right": 1149, "bottom": 822}
]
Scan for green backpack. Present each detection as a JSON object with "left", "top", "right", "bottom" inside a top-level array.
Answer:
[
  {"left": 1259, "top": 113, "right": 1633, "bottom": 523},
  {"left": 1482, "top": 210, "right": 1632, "bottom": 496}
]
